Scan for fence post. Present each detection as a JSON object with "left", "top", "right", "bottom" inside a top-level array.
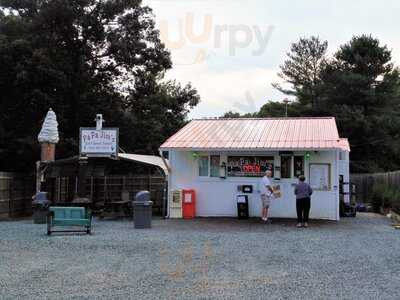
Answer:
[
  {"left": 8, "top": 178, "right": 12, "bottom": 218},
  {"left": 90, "top": 176, "right": 94, "bottom": 202}
]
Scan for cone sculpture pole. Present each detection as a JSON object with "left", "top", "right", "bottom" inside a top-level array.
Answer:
[{"left": 36, "top": 108, "right": 59, "bottom": 192}]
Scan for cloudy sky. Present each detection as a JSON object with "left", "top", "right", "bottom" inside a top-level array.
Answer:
[{"left": 144, "top": 0, "right": 400, "bottom": 118}]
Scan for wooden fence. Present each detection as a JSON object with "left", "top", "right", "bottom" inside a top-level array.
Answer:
[
  {"left": 0, "top": 172, "right": 34, "bottom": 218},
  {"left": 351, "top": 171, "right": 400, "bottom": 203}
]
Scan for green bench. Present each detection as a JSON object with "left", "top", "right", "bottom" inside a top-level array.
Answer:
[{"left": 47, "top": 207, "right": 92, "bottom": 235}]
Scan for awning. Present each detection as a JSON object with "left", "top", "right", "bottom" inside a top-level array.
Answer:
[
  {"left": 43, "top": 153, "right": 169, "bottom": 177},
  {"left": 118, "top": 153, "right": 169, "bottom": 175}
]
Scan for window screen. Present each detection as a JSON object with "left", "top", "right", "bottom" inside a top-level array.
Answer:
[
  {"left": 294, "top": 156, "right": 305, "bottom": 177},
  {"left": 210, "top": 155, "right": 220, "bottom": 177},
  {"left": 199, "top": 156, "right": 209, "bottom": 177},
  {"left": 280, "top": 156, "right": 292, "bottom": 178}
]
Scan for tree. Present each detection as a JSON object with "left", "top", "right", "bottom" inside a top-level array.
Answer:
[
  {"left": 257, "top": 101, "right": 305, "bottom": 118},
  {"left": 320, "top": 35, "right": 400, "bottom": 172},
  {"left": 221, "top": 100, "right": 306, "bottom": 119},
  {"left": 124, "top": 75, "right": 199, "bottom": 153},
  {"left": 321, "top": 35, "right": 396, "bottom": 114},
  {"left": 273, "top": 36, "right": 328, "bottom": 114},
  {"left": 0, "top": 0, "right": 199, "bottom": 171},
  {"left": 222, "top": 111, "right": 255, "bottom": 118},
  {"left": 233, "top": 34, "right": 400, "bottom": 172},
  {"left": 222, "top": 111, "right": 243, "bottom": 118}
]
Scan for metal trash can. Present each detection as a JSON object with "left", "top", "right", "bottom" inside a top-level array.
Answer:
[
  {"left": 133, "top": 191, "right": 153, "bottom": 229},
  {"left": 237, "top": 195, "right": 249, "bottom": 220},
  {"left": 32, "top": 192, "right": 51, "bottom": 224}
]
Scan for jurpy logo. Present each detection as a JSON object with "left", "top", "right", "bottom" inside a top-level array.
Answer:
[{"left": 159, "top": 13, "right": 274, "bottom": 65}]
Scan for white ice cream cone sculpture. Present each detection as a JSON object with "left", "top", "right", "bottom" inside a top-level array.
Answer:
[{"left": 38, "top": 108, "right": 59, "bottom": 162}]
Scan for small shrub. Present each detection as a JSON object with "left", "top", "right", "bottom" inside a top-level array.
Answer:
[
  {"left": 391, "top": 190, "right": 400, "bottom": 214},
  {"left": 370, "top": 184, "right": 387, "bottom": 213},
  {"left": 369, "top": 183, "right": 400, "bottom": 214}
]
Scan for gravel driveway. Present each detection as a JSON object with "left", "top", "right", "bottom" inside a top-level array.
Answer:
[{"left": 1, "top": 213, "right": 399, "bottom": 299}]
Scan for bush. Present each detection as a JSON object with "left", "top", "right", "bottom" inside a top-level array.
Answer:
[
  {"left": 391, "top": 190, "right": 400, "bottom": 214},
  {"left": 369, "top": 183, "right": 400, "bottom": 213}
]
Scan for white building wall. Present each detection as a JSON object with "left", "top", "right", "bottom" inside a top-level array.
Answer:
[
  {"left": 338, "top": 150, "right": 350, "bottom": 203},
  {"left": 168, "top": 150, "right": 340, "bottom": 221}
]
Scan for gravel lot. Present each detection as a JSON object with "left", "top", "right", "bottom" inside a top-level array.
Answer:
[{"left": 1, "top": 213, "right": 399, "bottom": 299}]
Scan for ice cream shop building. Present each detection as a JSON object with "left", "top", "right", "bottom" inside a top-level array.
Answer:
[{"left": 160, "top": 117, "right": 350, "bottom": 221}]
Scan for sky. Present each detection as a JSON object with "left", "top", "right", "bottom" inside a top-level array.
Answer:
[{"left": 144, "top": 0, "right": 400, "bottom": 118}]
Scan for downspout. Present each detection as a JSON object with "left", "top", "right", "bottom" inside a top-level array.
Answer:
[
  {"left": 335, "top": 149, "right": 340, "bottom": 221},
  {"left": 159, "top": 150, "right": 171, "bottom": 218}
]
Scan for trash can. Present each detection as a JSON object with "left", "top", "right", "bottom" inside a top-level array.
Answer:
[
  {"left": 237, "top": 195, "right": 249, "bottom": 220},
  {"left": 32, "top": 192, "right": 51, "bottom": 224},
  {"left": 133, "top": 191, "right": 153, "bottom": 229}
]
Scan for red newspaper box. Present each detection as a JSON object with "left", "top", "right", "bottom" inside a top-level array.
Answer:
[{"left": 182, "top": 189, "right": 196, "bottom": 219}]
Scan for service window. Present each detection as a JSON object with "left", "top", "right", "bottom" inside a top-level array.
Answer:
[
  {"left": 294, "top": 156, "right": 305, "bottom": 177},
  {"left": 227, "top": 156, "right": 274, "bottom": 177},
  {"left": 199, "top": 156, "right": 209, "bottom": 177},
  {"left": 280, "top": 156, "right": 292, "bottom": 178},
  {"left": 309, "top": 163, "right": 331, "bottom": 190},
  {"left": 210, "top": 155, "right": 220, "bottom": 177}
]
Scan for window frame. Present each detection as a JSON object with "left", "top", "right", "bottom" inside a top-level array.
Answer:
[
  {"left": 309, "top": 163, "right": 331, "bottom": 191},
  {"left": 210, "top": 155, "right": 221, "bottom": 178},
  {"left": 198, "top": 156, "right": 210, "bottom": 177},
  {"left": 280, "top": 155, "right": 292, "bottom": 179},
  {"left": 294, "top": 155, "right": 305, "bottom": 178}
]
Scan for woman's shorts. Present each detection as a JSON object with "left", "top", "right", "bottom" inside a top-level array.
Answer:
[{"left": 261, "top": 194, "right": 272, "bottom": 208}]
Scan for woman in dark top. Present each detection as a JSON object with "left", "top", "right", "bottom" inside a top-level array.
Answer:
[{"left": 294, "top": 175, "right": 313, "bottom": 228}]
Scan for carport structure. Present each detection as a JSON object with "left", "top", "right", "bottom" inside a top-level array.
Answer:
[{"left": 42, "top": 153, "right": 168, "bottom": 216}]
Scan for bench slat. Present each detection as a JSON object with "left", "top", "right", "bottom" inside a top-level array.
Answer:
[{"left": 53, "top": 219, "right": 91, "bottom": 226}]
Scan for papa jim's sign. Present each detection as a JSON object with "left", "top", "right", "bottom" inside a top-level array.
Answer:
[{"left": 80, "top": 128, "right": 119, "bottom": 157}]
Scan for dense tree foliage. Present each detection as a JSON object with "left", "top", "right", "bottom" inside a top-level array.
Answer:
[
  {"left": 224, "top": 35, "right": 400, "bottom": 173},
  {"left": 273, "top": 36, "right": 328, "bottom": 114},
  {"left": 0, "top": 0, "right": 199, "bottom": 171},
  {"left": 320, "top": 35, "right": 400, "bottom": 172}
]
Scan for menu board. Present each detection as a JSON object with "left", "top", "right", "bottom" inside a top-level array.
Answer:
[
  {"left": 227, "top": 156, "right": 274, "bottom": 177},
  {"left": 309, "top": 164, "right": 330, "bottom": 191}
]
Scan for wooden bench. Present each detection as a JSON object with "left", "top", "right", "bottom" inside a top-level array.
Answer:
[{"left": 47, "top": 207, "right": 92, "bottom": 235}]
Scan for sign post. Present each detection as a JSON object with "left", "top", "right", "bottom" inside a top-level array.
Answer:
[{"left": 76, "top": 115, "right": 119, "bottom": 199}]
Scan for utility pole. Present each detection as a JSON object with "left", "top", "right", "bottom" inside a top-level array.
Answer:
[{"left": 283, "top": 98, "right": 290, "bottom": 117}]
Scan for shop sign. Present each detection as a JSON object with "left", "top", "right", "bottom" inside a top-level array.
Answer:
[{"left": 80, "top": 128, "right": 118, "bottom": 157}]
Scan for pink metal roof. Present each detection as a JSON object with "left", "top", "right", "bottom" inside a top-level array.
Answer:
[
  {"left": 338, "top": 138, "right": 351, "bottom": 152},
  {"left": 160, "top": 117, "right": 349, "bottom": 151}
]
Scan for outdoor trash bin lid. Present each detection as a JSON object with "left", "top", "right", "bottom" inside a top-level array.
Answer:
[
  {"left": 32, "top": 192, "right": 51, "bottom": 205},
  {"left": 34, "top": 192, "right": 48, "bottom": 201},
  {"left": 133, "top": 200, "right": 153, "bottom": 206},
  {"left": 134, "top": 191, "right": 150, "bottom": 202}
]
